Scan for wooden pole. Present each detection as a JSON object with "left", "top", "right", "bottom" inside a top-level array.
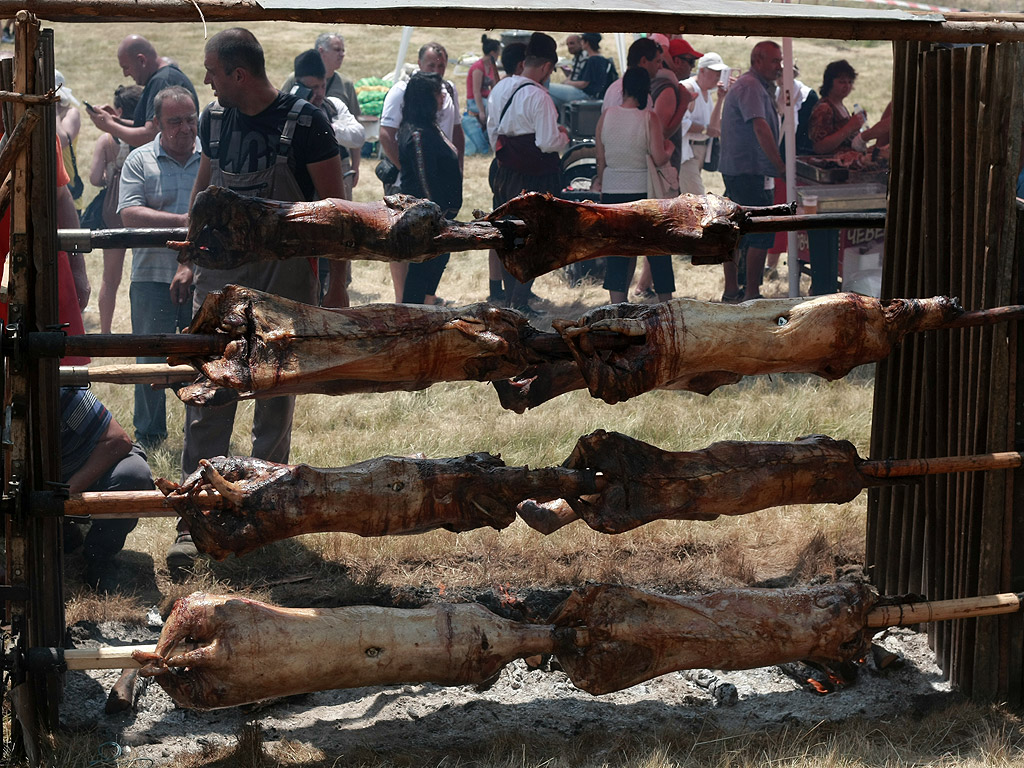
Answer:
[
  {"left": 1, "top": 0, "right": 1024, "bottom": 43},
  {"left": 744, "top": 212, "right": 887, "bottom": 232},
  {"left": 946, "top": 305, "right": 1024, "bottom": 328},
  {"left": 59, "top": 363, "right": 196, "bottom": 387},
  {"left": 0, "top": 106, "right": 39, "bottom": 194},
  {"left": 860, "top": 452, "right": 1023, "bottom": 479},
  {"left": 867, "top": 593, "right": 1024, "bottom": 627},
  {"left": 64, "top": 490, "right": 219, "bottom": 517},
  {"left": 64, "top": 645, "right": 157, "bottom": 670}
]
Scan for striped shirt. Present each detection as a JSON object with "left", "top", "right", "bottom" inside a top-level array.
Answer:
[{"left": 60, "top": 387, "right": 111, "bottom": 481}]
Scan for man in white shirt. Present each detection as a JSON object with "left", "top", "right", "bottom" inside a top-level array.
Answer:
[
  {"left": 378, "top": 42, "right": 465, "bottom": 302},
  {"left": 379, "top": 41, "right": 464, "bottom": 189},
  {"left": 486, "top": 32, "right": 569, "bottom": 315}
]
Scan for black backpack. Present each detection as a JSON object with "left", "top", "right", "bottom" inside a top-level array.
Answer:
[
  {"left": 794, "top": 88, "right": 819, "bottom": 156},
  {"left": 598, "top": 59, "right": 618, "bottom": 100}
]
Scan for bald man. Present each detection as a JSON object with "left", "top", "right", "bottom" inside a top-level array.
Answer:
[{"left": 87, "top": 35, "right": 198, "bottom": 148}]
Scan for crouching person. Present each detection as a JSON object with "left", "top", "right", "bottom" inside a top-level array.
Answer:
[{"left": 61, "top": 386, "right": 151, "bottom": 591}]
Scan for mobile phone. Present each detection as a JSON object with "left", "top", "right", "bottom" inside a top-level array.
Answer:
[
  {"left": 83, "top": 100, "right": 96, "bottom": 113},
  {"left": 718, "top": 68, "right": 730, "bottom": 89}
]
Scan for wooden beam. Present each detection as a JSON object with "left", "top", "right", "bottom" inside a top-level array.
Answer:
[{"left": 0, "top": 0, "right": 1023, "bottom": 42}]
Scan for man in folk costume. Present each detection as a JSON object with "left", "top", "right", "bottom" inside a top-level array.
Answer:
[{"left": 486, "top": 32, "right": 569, "bottom": 315}]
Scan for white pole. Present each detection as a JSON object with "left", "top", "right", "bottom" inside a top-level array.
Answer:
[
  {"left": 393, "top": 26, "right": 414, "bottom": 82},
  {"left": 782, "top": 37, "right": 799, "bottom": 298},
  {"left": 615, "top": 32, "right": 628, "bottom": 75}
]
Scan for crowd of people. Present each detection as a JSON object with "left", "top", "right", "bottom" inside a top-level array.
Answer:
[{"left": 43, "top": 28, "right": 891, "bottom": 590}]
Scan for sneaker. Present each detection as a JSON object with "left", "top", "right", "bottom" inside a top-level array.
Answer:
[{"left": 166, "top": 532, "right": 198, "bottom": 581}]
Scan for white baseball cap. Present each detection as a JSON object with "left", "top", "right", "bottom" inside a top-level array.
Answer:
[
  {"left": 697, "top": 52, "right": 729, "bottom": 72},
  {"left": 53, "top": 69, "right": 79, "bottom": 108}
]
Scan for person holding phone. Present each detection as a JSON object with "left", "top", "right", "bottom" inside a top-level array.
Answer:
[{"left": 87, "top": 35, "right": 198, "bottom": 149}]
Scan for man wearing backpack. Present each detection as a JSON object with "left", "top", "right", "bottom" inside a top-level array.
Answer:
[{"left": 168, "top": 27, "right": 345, "bottom": 578}]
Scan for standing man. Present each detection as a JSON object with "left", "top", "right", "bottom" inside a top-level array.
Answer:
[
  {"left": 117, "top": 86, "right": 200, "bottom": 449},
  {"left": 679, "top": 52, "right": 730, "bottom": 195},
  {"left": 87, "top": 35, "right": 198, "bottom": 148},
  {"left": 486, "top": 32, "right": 569, "bottom": 315},
  {"left": 291, "top": 49, "right": 365, "bottom": 197},
  {"left": 283, "top": 33, "right": 361, "bottom": 118},
  {"left": 292, "top": 48, "right": 366, "bottom": 302},
  {"left": 378, "top": 42, "right": 464, "bottom": 302},
  {"left": 719, "top": 40, "right": 786, "bottom": 303},
  {"left": 379, "top": 42, "right": 464, "bottom": 181},
  {"left": 168, "top": 27, "right": 345, "bottom": 575}
]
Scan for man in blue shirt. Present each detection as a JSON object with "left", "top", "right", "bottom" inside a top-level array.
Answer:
[
  {"left": 118, "top": 85, "right": 201, "bottom": 448},
  {"left": 719, "top": 40, "right": 786, "bottom": 302}
]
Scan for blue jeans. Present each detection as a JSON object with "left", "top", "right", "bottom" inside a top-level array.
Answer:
[
  {"left": 130, "top": 281, "right": 191, "bottom": 445},
  {"left": 548, "top": 83, "right": 585, "bottom": 118}
]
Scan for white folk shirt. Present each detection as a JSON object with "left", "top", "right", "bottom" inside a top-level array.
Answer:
[{"left": 486, "top": 75, "right": 568, "bottom": 155}]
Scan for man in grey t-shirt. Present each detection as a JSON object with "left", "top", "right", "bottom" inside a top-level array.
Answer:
[
  {"left": 719, "top": 40, "right": 786, "bottom": 302},
  {"left": 117, "top": 86, "right": 200, "bottom": 446}
]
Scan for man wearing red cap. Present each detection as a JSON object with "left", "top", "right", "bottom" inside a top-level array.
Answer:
[{"left": 668, "top": 38, "right": 702, "bottom": 81}]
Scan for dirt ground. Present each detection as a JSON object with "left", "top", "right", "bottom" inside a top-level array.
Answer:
[{"left": 59, "top": 592, "right": 953, "bottom": 765}]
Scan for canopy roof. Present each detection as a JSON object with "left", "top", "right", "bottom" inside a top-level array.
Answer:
[{"left": 4, "top": 0, "right": 1024, "bottom": 42}]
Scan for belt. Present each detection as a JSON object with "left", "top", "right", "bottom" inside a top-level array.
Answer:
[{"left": 689, "top": 137, "right": 710, "bottom": 144}]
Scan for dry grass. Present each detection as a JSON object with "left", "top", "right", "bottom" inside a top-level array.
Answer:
[
  {"left": 2, "top": 13, "right": 1007, "bottom": 768},
  {"left": 157, "top": 701, "right": 1024, "bottom": 768}
]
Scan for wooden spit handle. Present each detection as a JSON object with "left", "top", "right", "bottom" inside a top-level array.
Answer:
[
  {"left": 60, "top": 363, "right": 197, "bottom": 387},
  {"left": 65, "top": 644, "right": 158, "bottom": 670},
  {"left": 859, "top": 451, "right": 1023, "bottom": 478},
  {"left": 946, "top": 305, "right": 1024, "bottom": 327},
  {"left": 64, "top": 490, "right": 221, "bottom": 518},
  {"left": 867, "top": 593, "right": 1024, "bottom": 627}
]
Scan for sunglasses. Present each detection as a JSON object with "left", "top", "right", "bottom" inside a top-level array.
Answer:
[{"left": 677, "top": 56, "right": 697, "bottom": 66}]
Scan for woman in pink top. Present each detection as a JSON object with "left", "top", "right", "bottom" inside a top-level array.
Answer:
[{"left": 466, "top": 35, "right": 501, "bottom": 131}]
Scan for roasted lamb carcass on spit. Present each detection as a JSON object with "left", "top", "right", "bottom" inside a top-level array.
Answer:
[
  {"left": 481, "top": 192, "right": 746, "bottom": 280},
  {"left": 134, "top": 582, "right": 875, "bottom": 709},
  {"left": 171, "top": 285, "right": 561, "bottom": 407},
  {"left": 171, "top": 187, "right": 766, "bottom": 282},
  {"left": 132, "top": 592, "right": 565, "bottom": 709},
  {"left": 500, "top": 294, "right": 968, "bottom": 411},
  {"left": 173, "top": 288, "right": 1021, "bottom": 409},
  {"left": 155, "top": 430, "right": 1020, "bottom": 555},
  {"left": 155, "top": 453, "right": 597, "bottom": 560}
]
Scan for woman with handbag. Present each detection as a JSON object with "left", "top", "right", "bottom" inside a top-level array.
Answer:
[
  {"left": 397, "top": 72, "right": 462, "bottom": 304},
  {"left": 593, "top": 67, "right": 676, "bottom": 305},
  {"left": 87, "top": 84, "right": 142, "bottom": 333}
]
